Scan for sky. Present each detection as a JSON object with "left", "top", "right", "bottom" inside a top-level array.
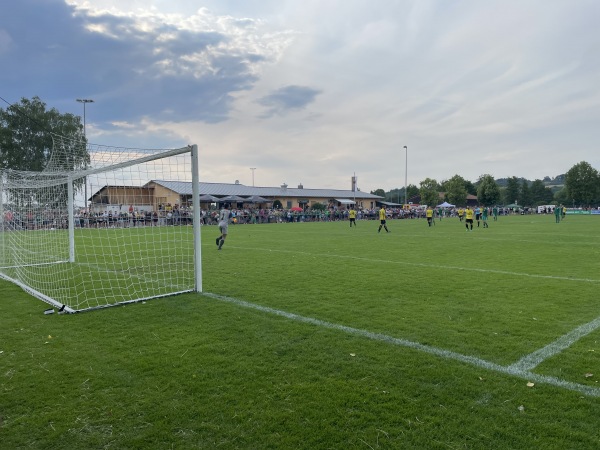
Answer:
[{"left": 1, "top": 0, "right": 600, "bottom": 193}]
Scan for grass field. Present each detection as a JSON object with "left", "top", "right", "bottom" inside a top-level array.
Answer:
[{"left": 2, "top": 214, "right": 600, "bottom": 449}]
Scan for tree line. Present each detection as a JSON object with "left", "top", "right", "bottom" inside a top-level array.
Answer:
[{"left": 372, "top": 164, "right": 600, "bottom": 209}]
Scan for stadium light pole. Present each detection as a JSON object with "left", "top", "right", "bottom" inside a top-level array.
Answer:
[
  {"left": 403, "top": 145, "right": 408, "bottom": 206},
  {"left": 250, "top": 167, "right": 256, "bottom": 187},
  {"left": 76, "top": 99, "right": 94, "bottom": 213}
]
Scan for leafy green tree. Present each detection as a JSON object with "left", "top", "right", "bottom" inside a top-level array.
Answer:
[
  {"left": 565, "top": 161, "right": 600, "bottom": 206},
  {"left": 442, "top": 175, "right": 468, "bottom": 206},
  {"left": 1, "top": 97, "right": 90, "bottom": 208},
  {"left": 388, "top": 188, "right": 402, "bottom": 203},
  {"left": 311, "top": 202, "right": 326, "bottom": 211},
  {"left": 0, "top": 96, "right": 88, "bottom": 172},
  {"left": 476, "top": 174, "right": 501, "bottom": 206},
  {"left": 520, "top": 180, "right": 532, "bottom": 207},
  {"left": 504, "top": 176, "right": 520, "bottom": 205},
  {"left": 370, "top": 188, "right": 386, "bottom": 198},
  {"left": 464, "top": 180, "right": 477, "bottom": 196},
  {"left": 419, "top": 178, "right": 439, "bottom": 208},
  {"left": 553, "top": 188, "right": 570, "bottom": 206},
  {"left": 530, "top": 179, "right": 554, "bottom": 205},
  {"left": 406, "top": 184, "right": 419, "bottom": 203}
]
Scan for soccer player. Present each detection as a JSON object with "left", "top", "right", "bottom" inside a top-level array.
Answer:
[
  {"left": 216, "top": 204, "right": 231, "bottom": 250},
  {"left": 377, "top": 206, "right": 389, "bottom": 233},
  {"left": 482, "top": 206, "right": 489, "bottom": 228},
  {"left": 349, "top": 207, "right": 357, "bottom": 227},
  {"left": 554, "top": 205, "right": 561, "bottom": 223},
  {"left": 426, "top": 206, "right": 434, "bottom": 227},
  {"left": 492, "top": 206, "right": 499, "bottom": 221},
  {"left": 458, "top": 207, "right": 464, "bottom": 222},
  {"left": 465, "top": 206, "right": 474, "bottom": 231}
]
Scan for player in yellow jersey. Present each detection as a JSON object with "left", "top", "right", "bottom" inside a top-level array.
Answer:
[
  {"left": 377, "top": 206, "right": 389, "bottom": 233},
  {"left": 349, "top": 207, "right": 357, "bottom": 227},
  {"left": 426, "top": 206, "right": 433, "bottom": 227},
  {"left": 458, "top": 208, "right": 464, "bottom": 222},
  {"left": 465, "top": 206, "right": 474, "bottom": 231}
]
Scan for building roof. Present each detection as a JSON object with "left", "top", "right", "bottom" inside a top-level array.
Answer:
[{"left": 149, "top": 180, "right": 382, "bottom": 200}]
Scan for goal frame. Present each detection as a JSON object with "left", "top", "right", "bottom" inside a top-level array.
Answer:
[{"left": 0, "top": 144, "right": 202, "bottom": 313}]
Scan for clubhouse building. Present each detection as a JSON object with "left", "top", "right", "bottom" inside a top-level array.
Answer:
[{"left": 89, "top": 181, "right": 383, "bottom": 212}]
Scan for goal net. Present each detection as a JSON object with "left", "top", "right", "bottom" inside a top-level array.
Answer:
[{"left": 0, "top": 139, "right": 202, "bottom": 313}]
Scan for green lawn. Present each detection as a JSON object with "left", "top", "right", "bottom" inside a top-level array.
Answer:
[{"left": 2, "top": 214, "right": 600, "bottom": 449}]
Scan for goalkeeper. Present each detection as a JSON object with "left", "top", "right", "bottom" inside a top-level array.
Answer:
[{"left": 216, "top": 204, "right": 231, "bottom": 250}]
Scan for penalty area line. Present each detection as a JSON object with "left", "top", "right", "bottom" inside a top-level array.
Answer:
[
  {"left": 508, "top": 315, "right": 600, "bottom": 372},
  {"left": 202, "top": 292, "right": 600, "bottom": 398}
]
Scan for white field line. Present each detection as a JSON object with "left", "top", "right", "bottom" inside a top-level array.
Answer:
[
  {"left": 508, "top": 316, "right": 600, "bottom": 372},
  {"left": 202, "top": 292, "right": 600, "bottom": 397},
  {"left": 230, "top": 245, "right": 600, "bottom": 284}
]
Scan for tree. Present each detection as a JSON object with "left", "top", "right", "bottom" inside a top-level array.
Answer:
[
  {"left": 520, "top": 180, "right": 532, "bottom": 207},
  {"left": 553, "top": 187, "right": 570, "bottom": 205},
  {"left": 388, "top": 187, "right": 402, "bottom": 203},
  {"left": 476, "top": 174, "right": 501, "bottom": 206},
  {"left": 406, "top": 184, "right": 419, "bottom": 203},
  {"left": 442, "top": 175, "right": 468, "bottom": 206},
  {"left": 504, "top": 176, "right": 520, "bottom": 205},
  {"left": 565, "top": 161, "right": 600, "bottom": 206},
  {"left": 419, "top": 178, "right": 439, "bottom": 208},
  {"left": 464, "top": 180, "right": 477, "bottom": 196},
  {"left": 530, "top": 179, "right": 554, "bottom": 205},
  {"left": 0, "top": 97, "right": 90, "bottom": 208},
  {"left": 0, "top": 96, "right": 88, "bottom": 172},
  {"left": 370, "top": 188, "right": 386, "bottom": 198}
]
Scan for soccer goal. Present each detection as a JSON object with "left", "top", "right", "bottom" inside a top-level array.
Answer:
[{"left": 0, "top": 141, "right": 202, "bottom": 313}]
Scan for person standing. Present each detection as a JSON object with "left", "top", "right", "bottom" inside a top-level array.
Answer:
[
  {"left": 493, "top": 206, "right": 499, "bottom": 221},
  {"left": 482, "top": 206, "right": 489, "bottom": 228},
  {"left": 349, "top": 207, "right": 357, "bottom": 227},
  {"left": 465, "top": 206, "right": 474, "bottom": 231},
  {"left": 216, "top": 204, "right": 231, "bottom": 250},
  {"left": 426, "top": 206, "right": 434, "bottom": 227},
  {"left": 378, "top": 206, "right": 389, "bottom": 233},
  {"left": 458, "top": 207, "right": 465, "bottom": 222},
  {"left": 554, "top": 205, "right": 561, "bottom": 223}
]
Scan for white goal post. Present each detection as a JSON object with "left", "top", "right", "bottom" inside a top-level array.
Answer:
[{"left": 0, "top": 142, "right": 202, "bottom": 313}]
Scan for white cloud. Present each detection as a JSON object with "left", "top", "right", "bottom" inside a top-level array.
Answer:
[{"left": 2, "top": 0, "right": 600, "bottom": 191}]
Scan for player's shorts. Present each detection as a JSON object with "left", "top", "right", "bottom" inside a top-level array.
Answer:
[
  {"left": 466, "top": 218, "right": 473, "bottom": 225},
  {"left": 380, "top": 219, "right": 386, "bottom": 225},
  {"left": 219, "top": 222, "right": 229, "bottom": 234},
  {"left": 350, "top": 218, "right": 356, "bottom": 223},
  {"left": 475, "top": 214, "right": 481, "bottom": 220}
]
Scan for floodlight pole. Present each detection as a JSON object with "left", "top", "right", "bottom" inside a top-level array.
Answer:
[
  {"left": 250, "top": 167, "right": 256, "bottom": 186},
  {"left": 403, "top": 145, "right": 408, "bottom": 206},
  {"left": 76, "top": 99, "right": 94, "bottom": 214}
]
